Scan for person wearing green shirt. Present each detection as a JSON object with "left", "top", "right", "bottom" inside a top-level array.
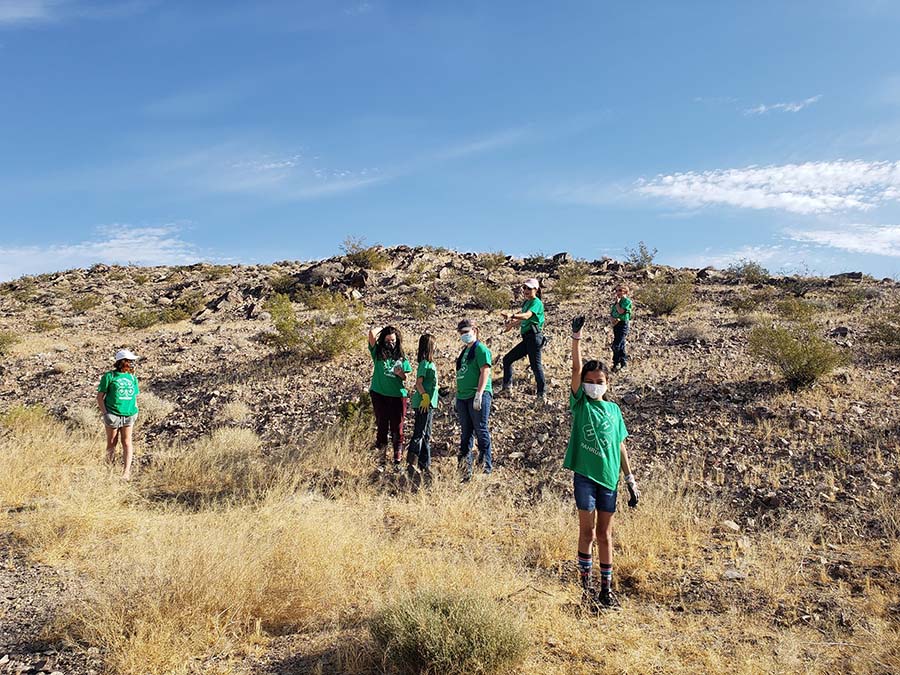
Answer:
[
  {"left": 564, "top": 316, "right": 640, "bottom": 611},
  {"left": 455, "top": 317, "right": 493, "bottom": 481},
  {"left": 609, "top": 283, "right": 633, "bottom": 372},
  {"left": 500, "top": 278, "right": 546, "bottom": 401},
  {"left": 406, "top": 333, "right": 439, "bottom": 480},
  {"left": 96, "top": 348, "right": 140, "bottom": 480},
  {"left": 368, "top": 325, "right": 413, "bottom": 466}
]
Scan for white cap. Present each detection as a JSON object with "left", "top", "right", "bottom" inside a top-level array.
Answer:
[
  {"left": 114, "top": 349, "right": 138, "bottom": 362},
  {"left": 523, "top": 278, "right": 540, "bottom": 289}
]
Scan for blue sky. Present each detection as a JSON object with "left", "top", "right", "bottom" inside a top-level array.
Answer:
[{"left": 2, "top": 0, "right": 900, "bottom": 280}]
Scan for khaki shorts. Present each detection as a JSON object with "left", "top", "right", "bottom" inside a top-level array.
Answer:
[{"left": 103, "top": 413, "right": 138, "bottom": 429}]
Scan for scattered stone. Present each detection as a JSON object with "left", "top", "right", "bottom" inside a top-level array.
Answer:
[
  {"left": 830, "top": 326, "right": 850, "bottom": 337},
  {"left": 723, "top": 568, "right": 747, "bottom": 581},
  {"left": 720, "top": 520, "right": 741, "bottom": 533}
]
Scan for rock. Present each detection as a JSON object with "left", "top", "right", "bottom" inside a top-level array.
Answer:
[
  {"left": 622, "top": 392, "right": 641, "bottom": 406},
  {"left": 829, "top": 271, "right": 863, "bottom": 281},
  {"left": 697, "top": 266, "right": 724, "bottom": 281},
  {"left": 192, "top": 308, "right": 214, "bottom": 324},
  {"left": 552, "top": 252, "right": 571, "bottom": 264},
  {"left": 299, "top": 261, "right": 345, "bottom": 287},
  {"left": 508, "top": 452, "right": 525, "bottom": 460},
  {"left": 346, "top": 269, "right": 370, "bottom": 288},
  {"left": 210, "top": 289, "right": 242, "bottom": 311},
  {"left": 803, "top": 408, "right": 822, "bottom": 422},
  {"left": 157, "top": 296, "right": 173, "bottom": 306},
  {"left": 720, "top": 519, "right": 741, "bottom": 533},
  {"left": 829, "top": 326, "right": 850, "bottom": 337},
  {"left": 723, "top": 568, "right": 746, "bottom": 581},
  {"left": 349, "top": 289, "right": 363, "bottom": 301},
  {"left": 438, "top": 266, "right": 454, "bottom": 280}
]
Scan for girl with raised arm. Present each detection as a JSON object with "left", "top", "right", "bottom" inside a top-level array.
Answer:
[
  {"left": 368, "top": 325, "right": 412, "bottom": 466},
  {"left": 564, "top": 316, "right": 639, "bottom": 610}
]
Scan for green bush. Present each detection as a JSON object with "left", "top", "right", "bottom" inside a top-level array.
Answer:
[
  {"left": 774, "top": 297, "right": 817, "bottom": 322},
  {"left": 727, "top": 259, "right": 770, "bottom": 284},
  {"left": 370, "top": 591, "right": 528, "bottom": 675},
  {"left": 479, "top": 251, "right": 507, "bottom": 273},
  {"left": 636, "top": 279, "right": 693, "bottom": 316},
  {"left": 341, "top": 235, "right": 390, "bottom": 270},
  {"left": 71, "top": 294, "right": 102, "bottom": 312},
  {"left": 553, "top": 261, "right": 590, "bottom": 301},
  {"left": 299, "top": 310, "right": 364, "bottom": 360},
  {"left": 471, "top": 282, "right": 513, "bottom": 311},
  {"left": 402, "top": 288, "right": 437, "bottom": 320},
  {"left": 749, "top": 324, "right": 843, "bottom": 389},
  {"left": 523, "top": 252, "right": 549, "bottom": 267},
  {"left": 32, "top": 317, "right": 61, "bottom": 332},
  {"left": 0, "top": 330, "right": 20, "bottom": 356},
  {"left": 339, "top": 391, "right": 374, "bottom": 426},
  {"left": 835, "top": 287, "right": 881, "bottom": 311},
  {"left": 201, "top": 264, "right": 232, "bottom": 281},
  {"left": 869, "top": 307, "right": 900, "bottom": 356},
  {"left": 118, "top": 309, "right": 162, "bottom": 329},
  {"left": 296, "top": 287, "right": 347, "bottom": 311},
  {"left": 270, "top": 273, "right": 298, "bottom": 296},
  {"left": 263, "top": 293, "right": 301, "bottom": 350},
  {"left": 132, "top": 271, "right": 150, "bottom": 285},
  {"left": 625, "top": 240, "right": 657, "bottom": 269}
]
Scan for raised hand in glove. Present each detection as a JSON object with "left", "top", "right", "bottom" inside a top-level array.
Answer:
[
  {"left": 624, "top": 473, "right": 640, "bottom": 508},
  {"left": 418, "top": 393, "right": 431, "bottom": 410},
  {"left": 572, "top": 315, "right": 586, "bottom": 339}
]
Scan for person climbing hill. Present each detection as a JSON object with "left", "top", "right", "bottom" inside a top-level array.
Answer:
[
  {"left": 500, "top": 277, "right": 546, "bottom": 402},
  {"left": 96, "top": 348, "right": 140, "bottom": 481}
]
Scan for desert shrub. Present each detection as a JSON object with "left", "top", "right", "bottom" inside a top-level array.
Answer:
[
  {"left": 674, "top": 324, "right": 710, "bottom": 344},
  {"left": 30, "top": 316, "right": 60, "bottom": 332},
  {"left": 7, "top": 276, "right": 37, "bottom": 302},
  {"left": 339, "top": 391, "right": 374, "bottom": 426},
  {"left": 782, "top": 275, "right": 819, "bottom": 297},
  {"left": 201, "top": 264, "right": 231, "bottom": 281},
  {"left": 774, "top": 297, "right": 817, "bottom": 322},
  {"left": 402, "top": 288, "right": 437, "bottom": 320},
  {"left": 270, "top": 273, "right": 298, "bottom": 296},
  {"left": 727, "top": 287, "right": 777, "bottom": 313},
  {"left": 342, "top": 235, "right": 390, "bottom": 270},
  {"left": 625, "top": 240, "right": 658, "bottom": 269},
  {"left": 132, "top": 271, "right": 150, "bottom": 285},
  {"left": 749, "top": 324, "right": 844, "bottom": 389},
  {"left": 835, "top": 286, "right": 881, "bottom": 311},
  {"left": 107, "top": 267, "right": 129, "bottom": 281},
  {"left": 71, "top": 294, "right": 102, "bottom": 312},
  {"left": 553, "top": 260, "right": 590, "bottom": 301},
  {"left": 0, "top": 330, "right": 21, "bottom": 355},
  {"left": 216, "top": 400, "right": 252, "bottom": 426},
  {"left": 263, "top": 293, "right": 301, "bottom": 350},
  {"left": 471, "top": 282, "right": 513, "bottom": 311},
  {"left": 299, "top": 309, "right": 365, "bottom": 360},
  {"left": 0, "top": 404, "right": 49, "bottom": 433},
  {"left": 296, "top": 286, "right": 346, "bottom": 311},
  {"left": 479, "top": 251, "right": 507, "bottom": 273},
  {"left": 636, "top": 279, "right": 693, "bottom": 316},
  {"left": 118, "top": 309, "right": 162, "bottom": 329},
  {"left": 172, "top": 290, "right": 207, "bottom": 317},
  {"left": 136, "top": 391, "right": 176, "bottom": 427},
  {"left": 727, "top": 259, "right": 770, "bottom": 284},
  {"left": 869, "top": 307, "right": 900, "bottom": 356},
  {"left": 370, "top": 591, "right": 528, "bottom": 675},
  {"left": 523, "top": 252, "right": 549, "bottom": 267}
]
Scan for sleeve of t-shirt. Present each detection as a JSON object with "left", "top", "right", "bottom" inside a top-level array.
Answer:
[
  {"left": 622, "top": 298, "right": 633, "bottom": 317},
  {"left": 523, "top": 298, "right": 537, "bottom": 314},
  {"left": 402, "top": 358, "right": 412, "bottom": 373},
  {"left": 476, "top": 344, "right": 492, "bottom": 368},
  {"left": 569, "top": 386, "right": 583, "bottom": 412},
  {"left": 97, "top": 372, "right": 110, "bottom": 393}
]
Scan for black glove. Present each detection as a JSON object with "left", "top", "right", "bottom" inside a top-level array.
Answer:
[{"left": 571, "top": 315, "right": 585, "bottom": 335}]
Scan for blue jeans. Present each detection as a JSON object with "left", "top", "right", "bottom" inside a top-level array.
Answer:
[
  {"left": 456, "top": 392, "right": 493, "bottom": 474},
  {"left": 612, "top": 322, "right": 629, "bottom": 367},
  {"left": 502, "top": 330, "right": 546, "bottom": 395},
  {"left": 406, "top": 407, "right": 434, "bottom": 470}
]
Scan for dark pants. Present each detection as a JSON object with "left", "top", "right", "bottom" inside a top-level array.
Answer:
[
  {"left": 456, "top": 392, "right": 493, "bottom": 474},
  {"left": 612, "top": 322, "right": 629, "bottom": 367},
  {"left": 370, "top": 390, "right": 407, "bottom": 456},
  {"left": 502, "top": 331, "right": 546, "bottom": 395},
  {"left": 406, "top": 407, "right": 434, "bottom": 470}
]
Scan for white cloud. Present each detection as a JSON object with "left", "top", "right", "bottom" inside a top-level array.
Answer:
[
  {"left": 744, "top": 95, "right": 822, "bottom": 115},
  {"left": 0, "top": 0, "right": 148, "bottom": 25},
  {"left": 636, "top": 160, "right": 900, "bottom": 214},
  {"left": 0, "top": 0, "right": 54, "bottom": 23},
  {"left": 0, "top": 224, "right": 204, "bottom": 280},
  {"left": 437, "top": 127, "right": 531, "bottom": 160},
  {"left": 786, "top": 224, "right": 900, "bottom": 257}
]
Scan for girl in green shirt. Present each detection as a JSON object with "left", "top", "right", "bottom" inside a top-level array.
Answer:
[
  {"left": 406, "top": 333, "right": 438, "bottom": 480},
  {"left": 96, "top": 348, "right": 140, "bottom": 480},
  {"left": 564, "top": 316, "right": 640, "bottom": 610},
  {"left": 368, "top": 325, "right": 413, "bottom": 465},
  {"left": 500, "top": 278, "right": 546, "bottom": 401}
]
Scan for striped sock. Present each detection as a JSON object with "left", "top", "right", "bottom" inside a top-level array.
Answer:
[
  {"left": 577, "top": 551, "right": 592, "bottom": 585},
  {"left": 599, "top": 562, "right": 613, "bottom": 591}
]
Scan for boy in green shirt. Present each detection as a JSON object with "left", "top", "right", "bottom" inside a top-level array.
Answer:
[
  {"left": 564, "top": 316, "right": 640, "bottom": 610},
  {"left": 96, "top": 348, "right": 140, "bottom": 480},
  {"left": 609, "top": 283, "right": 632, "bottom": 372}
]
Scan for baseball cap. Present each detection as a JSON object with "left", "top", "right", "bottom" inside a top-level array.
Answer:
[
  {"left": 457, "top": 318, "right": 474, "bottom": 331},
  {"left": 114, "top": 349, "right": 138, "bottom": 362},
  {"left": 523, "top": 278, "right": 539, "bottom": 289}
]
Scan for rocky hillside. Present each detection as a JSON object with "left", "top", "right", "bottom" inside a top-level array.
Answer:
[{"left": 1, "top": 247, "right": 898, "bottom": 530}]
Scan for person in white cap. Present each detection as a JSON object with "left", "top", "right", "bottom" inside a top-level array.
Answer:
[
  {"left": 499, "top": 278, "right": 546, "bottom": 401},
  {"left": 96, "top": 349, "right": 140, "bottom": 480}
]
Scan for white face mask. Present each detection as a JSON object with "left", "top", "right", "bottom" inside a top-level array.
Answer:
[
  {"left": 583, "top": 383, "right": 607, "bottom": 400},
  {"left": 460, "top": 332, "right": 475, "bottom": 344}
]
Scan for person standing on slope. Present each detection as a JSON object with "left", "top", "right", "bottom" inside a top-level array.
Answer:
[
  {"left": 406, "top": 333, "right": 439, "bottom": 480},
  {"left": 368, "top": 325, "right": 413, "bottom": 466},
  {"left": 96, "top": 348, "right": 140, "bottom": 480},
  {"left": 565, "top": 316, "right": 640, "bottom": 610},
  {"left": 609, "top": 283, "right": 633, "bottom": 372},
  {"left": 455, "top": 318, "right": 493, "bottom": 482},
  {"left": 499, "top": 278, "right": 546, "bottom": 402}
]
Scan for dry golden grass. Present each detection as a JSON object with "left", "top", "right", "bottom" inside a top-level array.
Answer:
[{"left": 2, "top": 407, "right": 898, "bottom": 675}]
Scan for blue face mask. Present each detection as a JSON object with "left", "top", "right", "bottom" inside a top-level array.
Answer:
[{"left": 460, "top": 332, "right": 475, "bottom": 344}]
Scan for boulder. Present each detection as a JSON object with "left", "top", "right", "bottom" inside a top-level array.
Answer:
[
  {"left": 829, "top": 272, "right": 863, "bottom": 281},
  {"left": 552, "top": 252, "right": 571, "bottom": 264}
]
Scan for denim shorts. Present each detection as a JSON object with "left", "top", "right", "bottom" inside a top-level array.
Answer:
[
  {"left": 103, "top": 413, "right": 138, "bottom": 429},
  {"left": 573, "top": 472, "right": 617, "bottom": 513}
]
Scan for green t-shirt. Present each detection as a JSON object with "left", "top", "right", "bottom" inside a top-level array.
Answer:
[
  {"left": 369, "top": 345, "right": 412, "bottom": 397},
  {"left": 563, "top": 387, "right": 629, "bottom": 490},
  {"left": 520, "top": 297, "right": 545, "bottom": 335},
  {"left": 611, "top": 296, "right": 633, "bottom": 322},
  {"left": 456, "top": 342, "right": 493, "bottom": 399},
  {"left": 411, "top": 360, "right": 439, "bottom": 409},
  {"left": 97, "top": 371, "right": 140, "bottom": 417}
]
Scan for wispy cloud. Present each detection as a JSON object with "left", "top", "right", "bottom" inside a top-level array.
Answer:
[
  {"left": 437, "top": 127, "right": 531, "bottom": 160},
  {"left": 786, "top": 224, "right": 900, "bottom": 257},
  {"left": 636, "top": 160, "right": 900, "bottom": 214},
  {"left": 0, "top": 224, "right": 205, "bottom": 281},
  {"left": 0, "top": 0, "right": 53, "bottom": 23},
  {"left": 744, "top": 95, "right": 822, "bottom": 115},
  {"left": 0, "top": 0, "right": 150, "bottom": 25}
]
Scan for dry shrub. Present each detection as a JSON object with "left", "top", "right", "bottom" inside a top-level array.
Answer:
[
  {"left": 869, "top": 305, "right": 900, "bottom": 356},
  {"left": 774, "top": 297, "right": 817, "bottom": 322},
  {"left": 71, "top": 294, "right": 102, "bottom": 312},
  {"left": 216, "top": 400, "right": 252, "bottom": 425},
  {"left": 479, "top": 251, "right": 508, "bottom": 273},
  {"left": 140, "top": 428, "right": 265, "bottom": 501},
  {"left": 674, "top": 324, "right": 710, "bottom": 344},
  {"left": 296, "top": 286, "right": 348, "bottom": 311},
  {"left": 471, "top": 281, "right": 513, "bottom": 311},
  {"left": 32, "top": 316, "right": 61, "bottom": 332},
  {"left": 371, "top": 591, "right": 528, "bottom": 675},
  {"left": 553, "top": 261, "right": 590, "bottom": 301},
  {"left": 136, "top": 390, "right": 175, "bottom": 427},
  {"left": 749, "top": 324, "right": 844, "bottom": 389},
  {"left": 0, "top": 329, "right": 20, "bottom": 355},
  {"left": 727, "top": 258, "right": 770, "bottom": 284},
  {"left": 64, "top": 404, "right": 102, "bottom": 431},
  {"left": 636, "top": 279, "right": 693, "bottom": 316},
  {"left": 401, "top": 287, "right": 436, "bottom": 320},
  {"left": 342, "top": 235, "right": 390, "bottom": 270}
]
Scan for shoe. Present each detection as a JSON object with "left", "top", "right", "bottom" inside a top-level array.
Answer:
[
  {"left": 393, "top": 450, "right": 402, "bottom": 465},
  {"left": 581, "top": 579, "right": 600, "bottom": 611},
  {"left": 406, "top": 463, "right": 417, "bottom": 479},
  {"left": 535, "top": 393, "right": 546, "bottom": 408},
  {"left": 597, "top": 588, "right": 622, "bottom": 610}
]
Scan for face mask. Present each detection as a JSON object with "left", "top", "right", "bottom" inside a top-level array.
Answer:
[
  {"left": 384, "top": 339, "right": 396, "bottom": 350},
  {"left": 583, "top": 383, "right": 607, "bottom": 400},
  {"left": 460, "top": 332, "right": 475, "bottom": 344}
]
